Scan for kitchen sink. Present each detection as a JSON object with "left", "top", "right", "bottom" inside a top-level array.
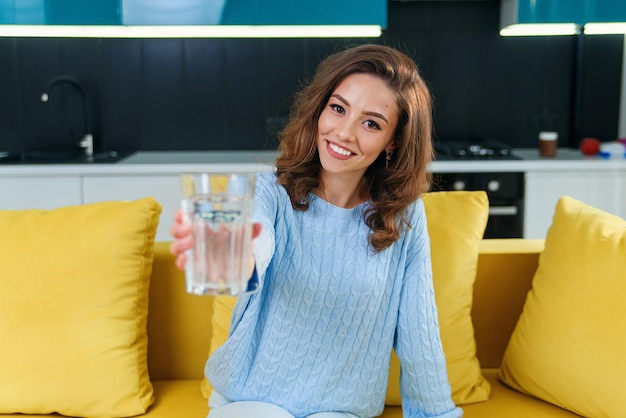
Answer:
[{"left": 0, "top": 150, "right": 134, "bottom": 164}]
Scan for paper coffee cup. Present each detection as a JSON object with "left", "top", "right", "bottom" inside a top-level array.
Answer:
[{"left": 539, "top": 131, "right": 558, "bottom": 157}]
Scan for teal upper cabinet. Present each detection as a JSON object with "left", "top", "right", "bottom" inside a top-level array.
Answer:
[
  {"left": 0, "top": 0, "right": 119, "bottom": 24},
  {"left": 585, "top": 0, "right": 626, "bottom": 23},
  {"left": 500, "top": 0, "right": 626, "bottom": 35},
  {"left": 502, "top": 0, "right": 626, "bottom": 26},
  {"left": 0, "top": 0, "right": 387, "bottom": 27},
  {"left": 48, "top": 1, "right": 119, "bottom": 24},
  {"left": 513, "top": 0, "right": 588, "bottom": 25}
]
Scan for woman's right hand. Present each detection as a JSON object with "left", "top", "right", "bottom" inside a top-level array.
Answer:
[
  {"left": 169, "top": 210, "right": 193, "bottom": 270},
  {"left": 169, "top": 209, "right": 263, "bottom": 271}
]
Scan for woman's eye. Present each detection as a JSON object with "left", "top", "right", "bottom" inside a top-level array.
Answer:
[
  {"left": 330, "top": 103, "right": 345, "bottom": 114},
  {"left": 365, "top": 120, "right": 381, "bottom": 130}
]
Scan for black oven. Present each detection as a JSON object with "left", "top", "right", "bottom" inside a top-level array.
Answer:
[
  {"left": 430, "top": 140, "right": 524, "bottom": 238},
  {"left": 430, "top": 172, "right": 524, "bottom": 238}
]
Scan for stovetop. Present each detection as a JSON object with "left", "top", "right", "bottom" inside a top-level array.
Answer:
[{"left": 434, "top": 140, "right": 520, "bottom": 161}]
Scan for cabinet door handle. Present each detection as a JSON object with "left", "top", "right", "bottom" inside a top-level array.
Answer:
[{"left": 489, "top": 206, "right": 518, "bottom": 216}]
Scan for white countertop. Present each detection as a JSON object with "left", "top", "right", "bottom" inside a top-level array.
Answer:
[
  {"left": 119, "top": 150, "right": 279, "bottom": 165},
  {"left": 0, "top": 148, "right": 625, "bottom": 177},
  {"left": 432, "top": 148, "right": 626, "bottom": 172},
  {"left": 0, "top": 151, "right": 278, "bottom": 176}
]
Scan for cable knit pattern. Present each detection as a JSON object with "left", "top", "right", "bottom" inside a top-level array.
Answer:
[{"left": 206, "top": 171, "right": 462, "bottom": 418}]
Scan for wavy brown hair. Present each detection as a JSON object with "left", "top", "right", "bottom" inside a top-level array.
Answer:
[{"left": 275, "top": 44, "right": 433, "bottom": 252}]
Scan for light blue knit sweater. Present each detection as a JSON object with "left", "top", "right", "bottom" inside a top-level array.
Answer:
[{"left": 206, "top": 171, "right": 462, "bottom": 418}]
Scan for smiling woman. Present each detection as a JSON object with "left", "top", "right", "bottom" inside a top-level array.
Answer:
[
  {"left": 275, "top": 44, "right": 434, "bottom": 251},
  {"left": 168, "top": 44, "right": 460, "bottom": 418},
  {"left": 316, "top": 73, "right": 398, "bottom": 209}
]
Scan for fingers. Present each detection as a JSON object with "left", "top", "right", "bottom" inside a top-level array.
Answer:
[
  {"left": 252, "top": 222, "right": 263, "bottom": 239},
  {"left": 169, "top": 210, "right": 193, "bottom": 271},
  {"left": 170, "top": 210, "right": 191, "bottom": 239},
  {"left": 175, "top": 252, "right": 188, "bottom": 270},
  {"left": 170, "top": 233, "right": 193, "bottom": 254},
  {"left": 170, "top": 235, "right": 192, "bottom": 271}
]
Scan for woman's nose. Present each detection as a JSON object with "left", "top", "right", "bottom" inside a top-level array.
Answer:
[{"left": 336, "top": 119, "right": 357, "bottom": 140}]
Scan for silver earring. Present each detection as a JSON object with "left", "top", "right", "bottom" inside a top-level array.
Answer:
[{"left": 385, "top": 150, "right": 393, "bottom": 169}]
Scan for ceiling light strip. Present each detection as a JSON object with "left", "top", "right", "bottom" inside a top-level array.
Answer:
[
  {"left": 0, "top": 24, "right": 382, "bottom": 38},
  {"left": 583, "top": 22, "right": 626, "bottom": 35},
  {"left": 499, "top": 23, "right": 580, "bottom": 37}
]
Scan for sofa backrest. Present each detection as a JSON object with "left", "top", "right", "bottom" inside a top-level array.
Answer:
[
  {"left": 472, "top": 239, "right": 543, "bottom": 368},
  {"left": 146, "top": 239, "right": 544, "bottom": 379},
  {"left": 147, "top": 242, "right": 212, "bottom": 380}
]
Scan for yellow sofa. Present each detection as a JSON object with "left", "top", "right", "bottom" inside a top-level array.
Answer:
[
  {"left": 146, "top": 239, "right": 581, "bottom": 418},
  {"left": 5, "top": 194, "right": 623, "bottom": 418},
  {"left": 2, "top": 238, "right": 583, "bottom": 418}
]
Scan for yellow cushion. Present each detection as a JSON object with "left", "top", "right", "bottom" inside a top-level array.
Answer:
[
  {"left": 200, "top": 296, "right": 238, "bottom": 398},
  {"left": 201, "top": 191, "right": 490, "bottom": 405},
  {"left": 499, "top": 196, "right": 626, "bottom": 418},
  {"left": 389, "top": 191, "right": 491, "bottom": 405},
  {"left": 0, "top": 198, "right": 162, "bottom": 417}
]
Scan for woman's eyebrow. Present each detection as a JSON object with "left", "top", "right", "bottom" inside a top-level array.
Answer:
[
  {"left": 331, "top": 93, "right": 349, "bottom": 106},
  {"left": 330, "top": 93, "right": 389, "bottom": 125},
  {"left": 363, "top": 110, "right": 388, "bottom": 125}
]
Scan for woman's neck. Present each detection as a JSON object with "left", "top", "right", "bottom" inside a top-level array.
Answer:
[{"left": 316, "top": 173, "right": 368, "bottom": 209}]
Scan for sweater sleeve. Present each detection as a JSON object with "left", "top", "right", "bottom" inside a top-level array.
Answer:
[
  {"left": 251, "top": 172, "right": 278, "bottom": 281},
  {"left": 394, "top": 199, "right": 463, "bottom": 418}
]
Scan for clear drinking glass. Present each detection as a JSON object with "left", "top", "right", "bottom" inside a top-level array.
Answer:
[{"left": 180, "top": 172, "right": 256, "bottom": 296}]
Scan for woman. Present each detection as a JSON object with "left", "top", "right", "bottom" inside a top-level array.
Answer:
[{"left": 170, "top": 44, "right": 462, "bottom": 418}]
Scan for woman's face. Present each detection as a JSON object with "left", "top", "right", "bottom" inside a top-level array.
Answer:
[{"left": 317, "top": 73, "right": 399, "bottom": 180}]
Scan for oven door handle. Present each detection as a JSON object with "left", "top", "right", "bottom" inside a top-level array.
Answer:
[{"left": 489, "top": 206, "right": 518, "bottom": 216}]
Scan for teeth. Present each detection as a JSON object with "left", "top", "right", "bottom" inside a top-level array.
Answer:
[{"left": 329, "top": 143, "right": 352, "bottom": 156}]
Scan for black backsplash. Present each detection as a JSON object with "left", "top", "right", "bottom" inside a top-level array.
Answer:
[{"left": 0, "top": 1, "right": 622, "bottom": 154}]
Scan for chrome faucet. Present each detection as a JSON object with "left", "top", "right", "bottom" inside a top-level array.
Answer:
[{"left": 41, "top": 75, "right": 94, "bottom": 158}]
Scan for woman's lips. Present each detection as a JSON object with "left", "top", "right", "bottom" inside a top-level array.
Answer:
[{"left": 326, "top": 141, "right": 354, "bottom": 160}]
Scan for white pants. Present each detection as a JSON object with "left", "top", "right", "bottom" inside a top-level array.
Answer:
[{"left": 208, "top": 391, "right": 359, "bottom": 418}]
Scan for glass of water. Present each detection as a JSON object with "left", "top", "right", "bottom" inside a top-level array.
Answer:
[{"left": 180, "top": 172, "right": 256, "bottom": 296}]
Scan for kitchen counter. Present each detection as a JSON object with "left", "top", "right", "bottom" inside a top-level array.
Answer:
[
  {"left": 119, "top": 150, "right": 278, "bottom": 166},
  {"left": 0, "top": 151, "right": 278, "bottom": 176},
  {"left": 432, "top": 148, "right": 626, "bottom": 173},
  {"left": 2, "top": 148, "right": 624, "bottom": 241},
  {"left": 0, "top": 148, "right": 625, "bottom": 176}
]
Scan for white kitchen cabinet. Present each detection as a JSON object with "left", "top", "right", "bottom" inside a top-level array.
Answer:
[
  {"left": 0, "top": 176, "right": 81, "bottom": 210},
  {"left": 524, "top": 170, "right": 621, "bottom": 239},
  {"left": 82, "top": 175, "right": 181, "bottom": 241},
  {"left": 619, "top": 175, "right": 626, "bottom": 220}
]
